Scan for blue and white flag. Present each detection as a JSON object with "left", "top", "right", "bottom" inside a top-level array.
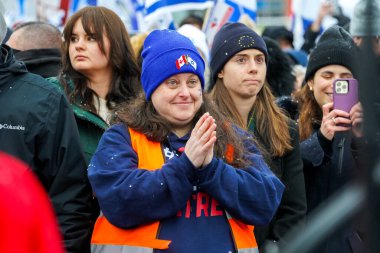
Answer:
[
  {"left": 203, "top": 0, "right": 257, "bottom": 47},
  {"left": 144, "top": 0, "right": 214, "bottom": 23},
  {"left": 140, "top": 0, "right": 213, "bottom": 32}
]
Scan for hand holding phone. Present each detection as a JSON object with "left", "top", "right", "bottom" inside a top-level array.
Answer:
[
  {"left": 332, "top": 78, "right": 359, "bottom": 128},
  {"left": 333, "top": 78, "right": 359, "bottom": 113}
]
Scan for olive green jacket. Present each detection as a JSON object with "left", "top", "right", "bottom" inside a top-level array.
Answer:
[{"left": 46, "top": 77, "right": 109, "bottom": 164}]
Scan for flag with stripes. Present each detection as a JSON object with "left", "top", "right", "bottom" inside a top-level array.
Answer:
[{"left": 203, "top": 0, "right": 257, "bottom": 47}]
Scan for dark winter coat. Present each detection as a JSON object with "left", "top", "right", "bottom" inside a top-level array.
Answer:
[
  {"left": 301, "top": 125, "right": 365, "bottom": 253},
  {"left": 0, "top": 45, "right": 93, "bottom": 253},
  {"left": 253, "top": 120, "right": 307, "bottom": 252}
]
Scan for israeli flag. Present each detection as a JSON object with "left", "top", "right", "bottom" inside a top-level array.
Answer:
[
  {"left": 71, "top": 0, "right": 94, "bottom": 13},
  {"left": 144, "top": 0, "right": 214, "bottom": 23},
  {"left": 203, "top": 0, "right": 257, "bottom": 47}
]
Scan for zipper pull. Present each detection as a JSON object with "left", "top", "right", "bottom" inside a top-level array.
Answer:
[{"left": 338, "top": 137, "right": 346, "bottom": 175}]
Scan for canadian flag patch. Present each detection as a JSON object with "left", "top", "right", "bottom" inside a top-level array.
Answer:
[{"left": 176, "top": 55, "right": 197, "bottom": 70}]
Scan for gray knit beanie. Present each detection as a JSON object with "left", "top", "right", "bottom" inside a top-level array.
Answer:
[{"left": 350, "top": 0, "right": 380, "bottom": 37}]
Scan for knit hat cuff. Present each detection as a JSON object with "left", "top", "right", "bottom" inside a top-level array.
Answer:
[
  {"left": 210, "top": 31, "right": 268, "bottom": 86},
  {"left": 141, "top": 48, "right": 205, "bottom": 100},
  {"left": 305, "top": 48, "right": 356, "bottom": 81}
]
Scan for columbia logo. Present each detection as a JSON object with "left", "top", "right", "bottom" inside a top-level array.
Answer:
[{"left": 0, "top": 124, "right": 25, "bottom": 131}]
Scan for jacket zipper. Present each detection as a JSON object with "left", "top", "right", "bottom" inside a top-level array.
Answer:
[{"left": 338, "top": 137, "right": 346, "bottom": 175}]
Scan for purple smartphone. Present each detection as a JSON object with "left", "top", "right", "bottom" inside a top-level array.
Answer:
[{"left": 333, "top": 78, "right": 359, "bottom": 113}]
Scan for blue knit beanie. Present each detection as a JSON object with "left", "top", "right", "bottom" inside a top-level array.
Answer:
[{"left": 141, "top": 29, "right": 205, "bottom": 100}]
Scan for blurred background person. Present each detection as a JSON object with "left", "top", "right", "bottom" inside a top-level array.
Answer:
[
  {"left": 6, "top": 21, "right": 62, "bottom": 78},
  {"left": 0, "top": 12, "right": 93, "bottom": 253},
  {"left": 263, "top": 36, "right": 299, "bottom": 119},
  {"left": 179, "top": 13, "right": 204, "bottom": 30},
  {"left": 177, "top": 23, "right": 211, "bottom": 89},
  {"left": 301, "top": 1, "right": 351, "bottom": 55},
  {"left": 262, "top": 25, "right": 308, "bottom": 67},
  {"left": 350, "top": 0, "right": 380, "bottom": 55},
  {"left": 293, "top": 64, "right": 307, "bottom": 93},
  {"left": 209, "top": 22, "right": 306, "bottom": 252}
]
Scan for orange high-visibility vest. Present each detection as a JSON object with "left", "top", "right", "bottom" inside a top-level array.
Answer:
[{"left": 91, "top": 128, "right": 259, "bottom": 253}]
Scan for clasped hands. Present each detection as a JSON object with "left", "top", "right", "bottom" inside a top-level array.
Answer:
[{"left": 184, "top": 113, "right": 217, "bottom": 168}]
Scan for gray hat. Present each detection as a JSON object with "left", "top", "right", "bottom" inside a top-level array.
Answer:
[
  {"left": 0, "top": 12, "right": 6, "bottom": 43},
  {"left": 350, "top": 0, "right": 380, "bottom": 37}
]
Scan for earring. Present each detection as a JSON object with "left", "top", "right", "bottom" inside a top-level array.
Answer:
[{"left": 309, "top": 86, "right": 313, "bottom": 91}]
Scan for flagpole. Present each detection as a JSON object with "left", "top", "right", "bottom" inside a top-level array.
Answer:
[
  {"left": 60, "top": 0, "right": 70, "bottom": 25},
  {"left": 202, "top": 2, "right": 213, "bottom": 32}
]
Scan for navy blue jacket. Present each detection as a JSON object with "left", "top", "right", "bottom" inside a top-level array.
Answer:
[{"left": 88, "top": 123, "right": 285, "bottom": 253}]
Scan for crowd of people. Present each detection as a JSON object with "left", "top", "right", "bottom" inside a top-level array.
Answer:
[{"left": 0, "top": 0, "right": 378, "bottom": 252}]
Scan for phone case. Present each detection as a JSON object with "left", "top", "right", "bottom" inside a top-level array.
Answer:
[{"left": 333, "top": 78, "right": 359, "bottom": 113}]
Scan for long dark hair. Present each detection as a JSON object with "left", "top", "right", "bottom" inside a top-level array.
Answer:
[
  {"left": 114, "top": 92, "right": 254, "bottom": 168},
  {"left": 59, "top": 6, "right": 141, "bottom": 113}
]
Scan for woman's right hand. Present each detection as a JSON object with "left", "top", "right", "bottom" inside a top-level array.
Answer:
[
  {"left": 184, "top": 113, "right": 217, "bottom": 168},
  {"left": 320, "top": 102, "right": 351, "bottom": 140}
]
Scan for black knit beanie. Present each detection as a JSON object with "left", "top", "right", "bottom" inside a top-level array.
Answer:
[
  {"left": 305, "top": 25, "right": 358, "bottom": 82},
  {"left": 209, "top": 22, "right": 268, "bottom": 91}
]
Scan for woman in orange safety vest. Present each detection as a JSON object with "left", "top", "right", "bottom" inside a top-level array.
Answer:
[{"left": 88, "top": 29, "right": 285, "bottom": 253}]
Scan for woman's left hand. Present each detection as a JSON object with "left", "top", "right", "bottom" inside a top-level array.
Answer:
[
  {"left": 350, "top": 102, "right": 364, "bottom": 138},
  {"left": 185, "top": 113, "right": 217, "bottom": 168}
]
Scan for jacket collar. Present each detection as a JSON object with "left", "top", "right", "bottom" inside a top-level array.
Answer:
[
  {"left": 0, "top": 45, "right": 28, "bottom": 87},
  {"left": 47, "top": 76, "right": 109, "bottom": 130}
]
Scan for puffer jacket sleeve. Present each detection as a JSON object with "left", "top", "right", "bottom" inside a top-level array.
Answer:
[
  {"left": 195, "top": 129, "right": 285, "bottom": 226},
  {"left": 37, "top": 92, "right": 93, "bottom": 253},
  {"left": 88, "top": 124, "right": 196, "bottom": 228}
]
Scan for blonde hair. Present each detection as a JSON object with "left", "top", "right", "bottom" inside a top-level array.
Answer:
[{"left": 130, "top": 33, "right": 148, "bottom": 58}]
